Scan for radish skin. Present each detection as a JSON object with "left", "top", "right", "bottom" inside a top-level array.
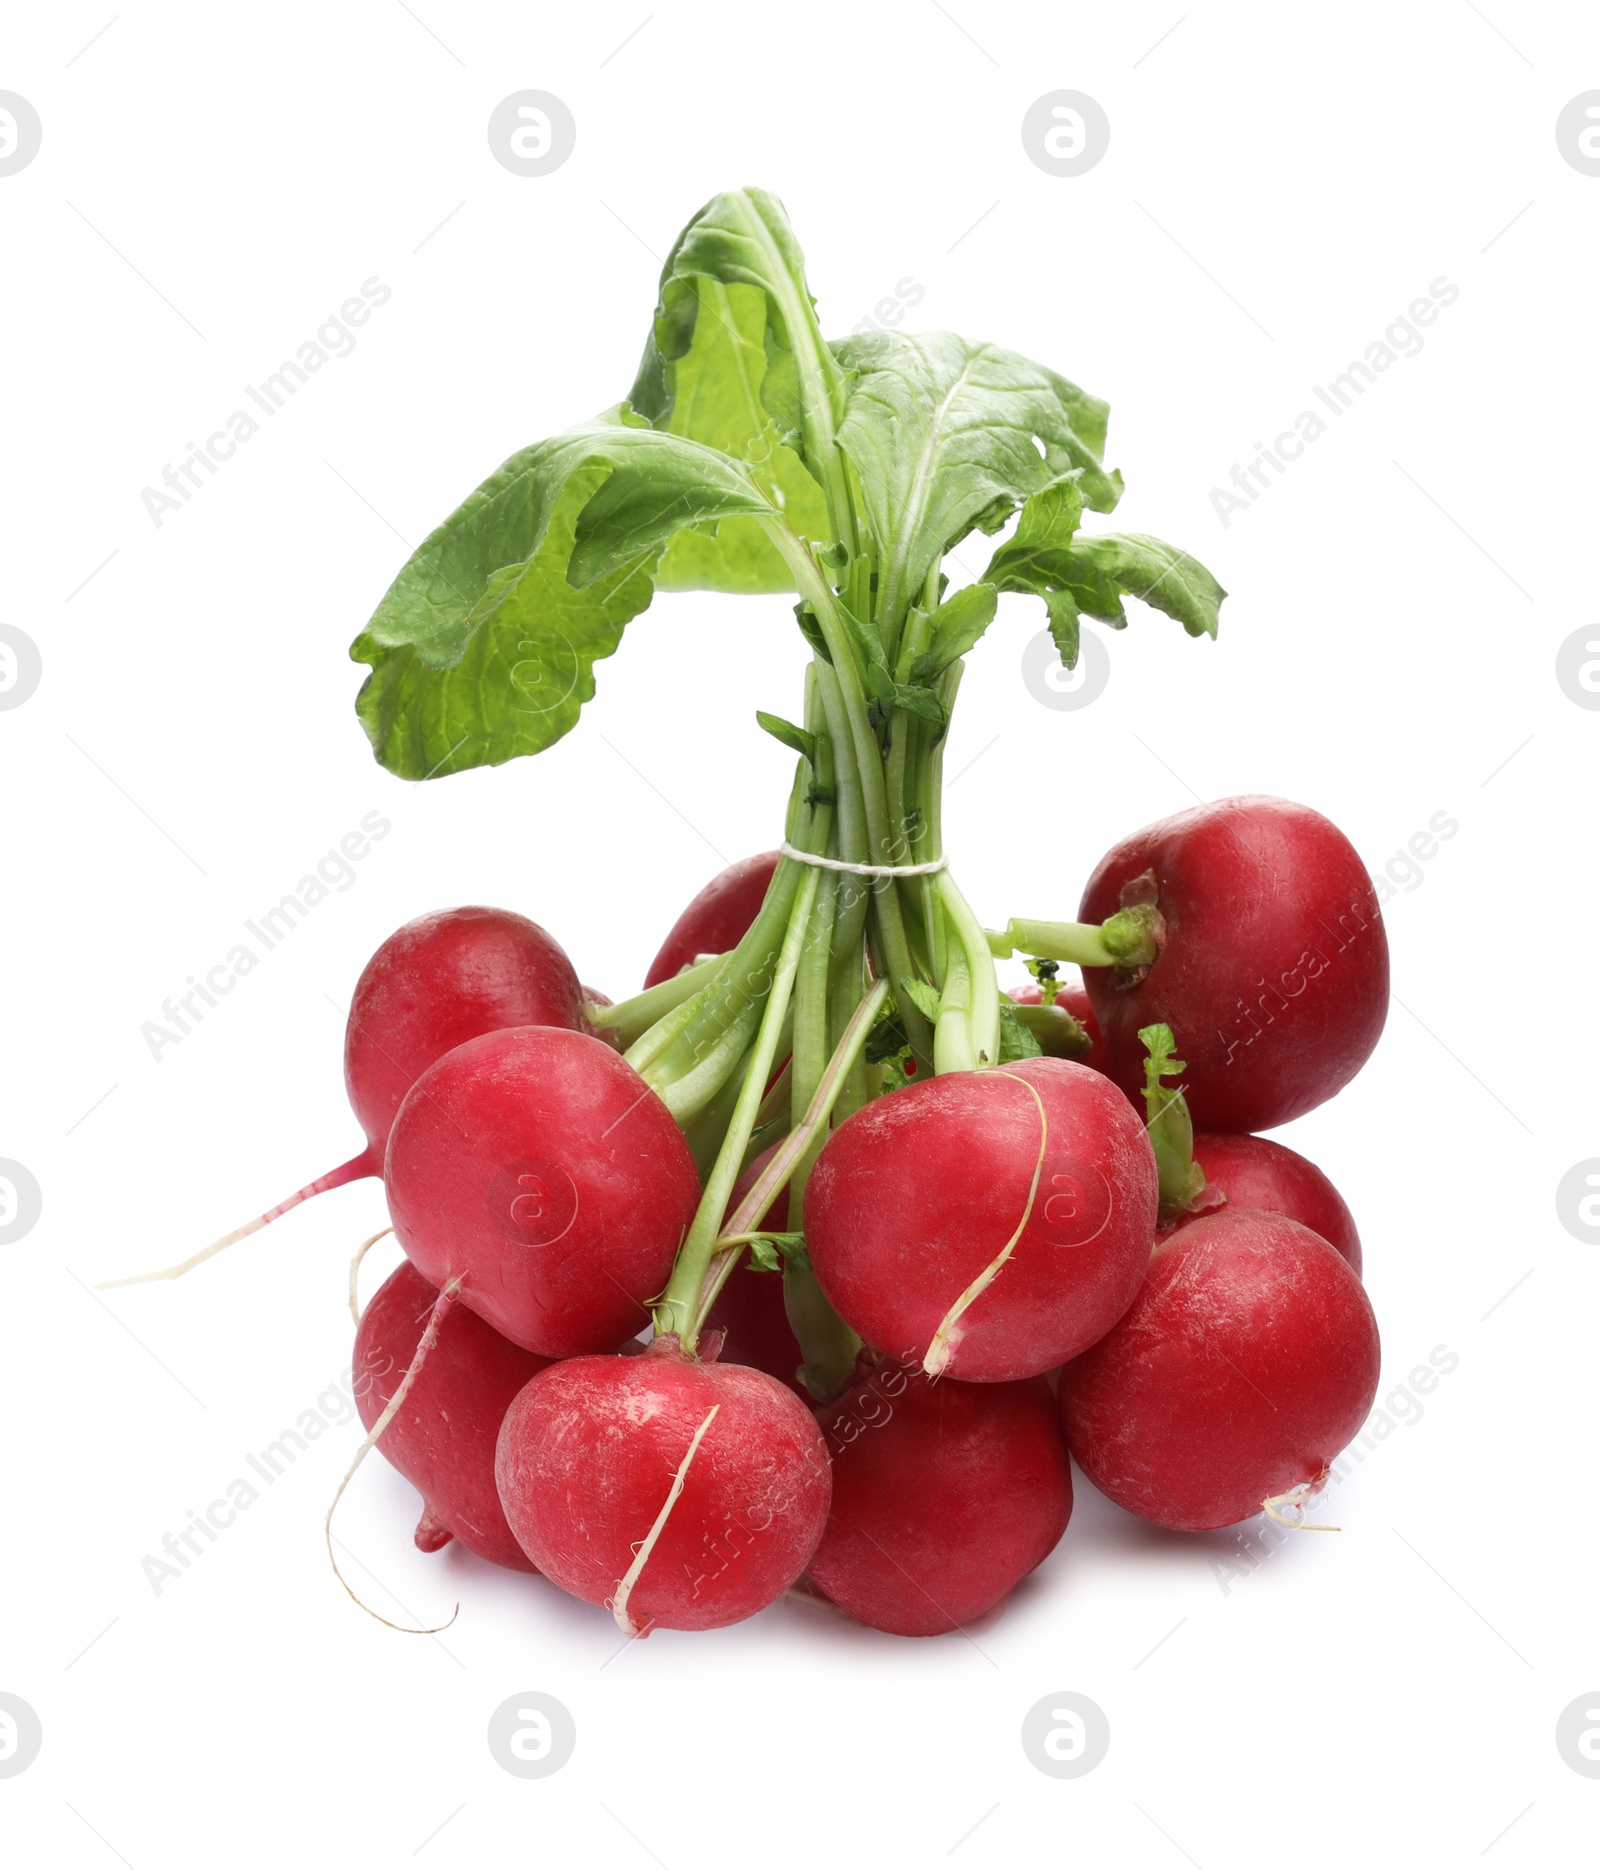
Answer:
[
  {"left": 806, "top": 1356, "right": 1072, "bottom": 1636},
  {"left": 1056, "top": 1207, "right": 1381, "bottom": 1531},
  {"left": 495, "top": 1339, "right": 831, "bottom": 1633},
  {"left": 385, "top": 1025, "right": 701, "bottom": 1357},
  {"left": 805, "top": 1058, "right": 1158, "bottom": 1381},
  {"left": 354, "top": 1261, "right": 552, "bottom": 1571}
]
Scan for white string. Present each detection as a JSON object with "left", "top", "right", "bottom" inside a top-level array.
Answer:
[{"left": 780, "top": 841, "right": 949, "bottom": 878}]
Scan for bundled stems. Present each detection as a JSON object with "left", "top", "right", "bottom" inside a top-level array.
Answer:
[{"left": 635, "top": 505, "right": 1013, "bottom": 1389}]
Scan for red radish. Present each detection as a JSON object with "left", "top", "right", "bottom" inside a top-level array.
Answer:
[
  {"left": 1009, "top": 974, "right": 1107, "bottom": 1069},
  {"left": 701, "top": 1147, "right": 806, "bottom": 1398},
  {"left": 643, "top": 850, "right": 781, "bottom": 987},
  {"left": 385, "top": 1025, "right": 700, "bottom": 1357},
  {"left": 1056, "top": 1207, "right": 1381, "bottom": 1531},
  {"left": 354, "top": 1260, "right": 550, "bottom": 1571},
  {"left": 1078, "top": 796, "right": 1388, "bottom": 1132},
  {"left": 806, "top": 1355, "right": 1072, "bottom": 1636},
  {"left": 495, "top": 1338, "right": 832, "bottom": 1633},
  {"left": 805, "top": 1057, "right": 1158, "bottom": 1382},
  {"left": 108, "top": 907, "right": 587, "bottom": 1286},
  {"left": 1183, "top": 1131, "right": 1362, "bottom": 1274}
]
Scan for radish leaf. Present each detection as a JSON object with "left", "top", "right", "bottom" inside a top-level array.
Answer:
[
  {"left": 351, "top": 411, "right": 776, "bottom": 777},
  {"left": 833, "top": 330, "right": 1122, "bottom": 636}
]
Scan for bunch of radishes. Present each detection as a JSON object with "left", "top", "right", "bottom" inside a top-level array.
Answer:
[{"left": 117, "top": 187, "right": 1390, "bottom": 1638}]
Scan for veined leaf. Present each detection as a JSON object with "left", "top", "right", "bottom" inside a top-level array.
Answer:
[
  {"left": 630, "top": 188, "right": 848, "bottom": 522},
  {"left": 1064, "top": 533, "right": 1225, "bottom": 640},
  {"left": 350, "top": 410, "right": 777, "bottom": 778},
  {"left": 833, "top": 330, "right": 1122, "bottom": 634},
  {"left": 920, "top": 581, "right": 998, "bottom": 677},
  {"left": 646, "top": 278, "right": 830, "bottom": 592},
  {"left": 983, "top": 475, "right": 1089, "bottom": 666},
  {"left": 984, "top": 480, "right": 1224, "bottom": 668}
]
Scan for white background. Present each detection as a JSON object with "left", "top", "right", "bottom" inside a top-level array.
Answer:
[{"left": 3, "top": 2, "right": 1597, "bottom": 1862}]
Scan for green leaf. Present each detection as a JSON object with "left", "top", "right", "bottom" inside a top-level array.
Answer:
[
  {"left": 629, "top": 188, "right": 847, "bottom": 522},
  {"left": 997, "top": 1001, "right": 1045, "bottom": 1062},
  {"left": 983, "top": 476, "right": 1087, "bottom": 666},
  {"left": 638, "top": 277, "right": 831, "bottom": 592},
  {"left": 740, "top": 1231, "right": 807, "bottom": 1272},
  {"left": 899, "top": 977, "right": 942, "bottom": 1021},
  {"left": 1139, "top": 1021, "right": 1185, "bottom": 1089},
  {"left": 350, "top": 410, "right": 776, "bottom": 778},
  {"left": 984, "top": 477, "right": 1224, "bottom": 666},
  {"left": 793, "top": 601, "right": 832, "bottom": 663},
  {"left": 920, "top": 581, "right": 998, "bottom": 677},
  {"left": 756, "top": 710, "right": 816, "bottom": 763},
  {"left": 832, "top": 330, "right": 1122, "bottom": 633},
  {"left": 890, "top": 684, "right": 947, "bottom": 731},
  {"left": 863, "top": 660, "right": 896, "bottom": 703},
  {"left": 1065, "top": 533, "right": 1226, "bottom": 640}
]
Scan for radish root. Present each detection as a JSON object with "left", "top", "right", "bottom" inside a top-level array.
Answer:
[
  {"left": 923, "top": 1072, "right": 1049, "bottom": 1377},
  {"left": 610, "top": 1403, "right": 721, "bottom": 1639},
  {"left": 1262, "top": 1483, "right": 1340, "bottom": 1532},
  {"left": 98, "top": 1149, "right": 375, "bottom": 1289},
  {"left": 348, "top": 1226, "right": 395, "bottom": 1324},
  {"left": 325, "top": 1275, "right": 464, "bottom": 1633}
]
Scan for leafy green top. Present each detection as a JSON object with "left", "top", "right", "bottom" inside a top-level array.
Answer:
[{"left": 350, "top": 186, "right": 1223, "bottom": 781}]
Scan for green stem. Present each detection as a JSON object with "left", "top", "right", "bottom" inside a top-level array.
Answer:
[
  {"left": 587, "top": 952, "right": 725, "bottom": 1047},
  {"left": 692, "top": 979, "right": 889, "bottom": 1392},
  {"left": 938, "top": 869, "right": 1002, "bottom": 1068},
  {"left": 990, "top": 906, "right": 1164, "bottom": 970},
  {"left": 762, "top": 519, "right": 933, "bottom": 1068},
  {"left": 656, "top": 865, "right": 821, "bottom": 1347}
]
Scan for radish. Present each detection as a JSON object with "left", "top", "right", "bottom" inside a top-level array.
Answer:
[
  {"left": 1075, "top": 796, "right": 1388, "bottom": 1132},
  {"left": 700, "top": 1147, "right": 806, "bottom": 1398},
  {"left": 804, "top": 1057, "right": 1158, "bottom": 1382},
  {"left": 495, "top": 1337, "right": 831, "bottom": 1633},
  {"left": 643, "top": 850, "right": 781, "bottom": 987},
  {"left": 384, "top": 1024, "right": 700, "bottom": 1356},
  {"left": 107, "top": 906, "right": 586, "bottom": 1285},
  {"left": 1185, "top": 1131, "right": 1362, "bottom": 1274},
  {"left": 1056, "top": 1208, "right": 1381, "bottom": 1531},
  {"left": 354, "top": 1260, "right": 550, "bottom": 1571},
  {"left": 806, "top": 1354, "right": 1072, "bottom": 1636}
]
